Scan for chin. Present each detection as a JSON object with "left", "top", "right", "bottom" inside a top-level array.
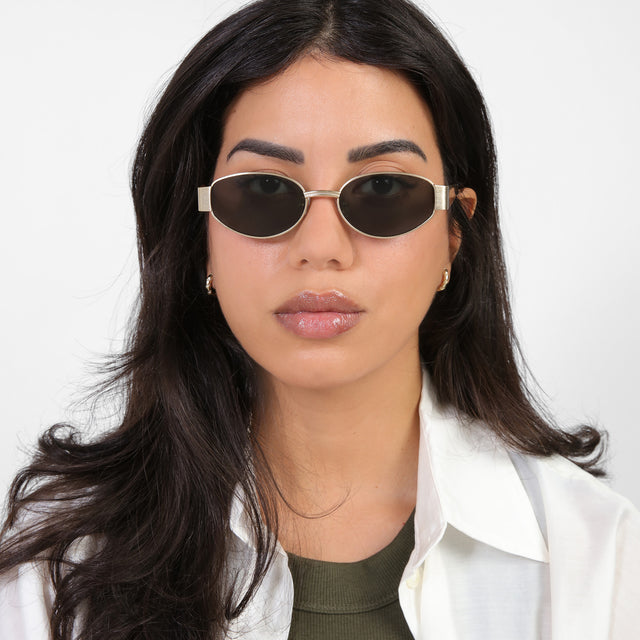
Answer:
[{"left": 259, "top": 355, "right": 374, "bottom": 393}]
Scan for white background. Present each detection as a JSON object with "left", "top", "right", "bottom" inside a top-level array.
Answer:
[{"left": 0, "top": 0, "right": 638, "bottom": 508}]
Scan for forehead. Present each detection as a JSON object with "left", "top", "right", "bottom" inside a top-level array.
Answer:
[{"left": 220, "top": 55, "right": 440, "bottom": 165}]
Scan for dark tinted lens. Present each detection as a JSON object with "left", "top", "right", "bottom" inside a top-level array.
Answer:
[
  {"left": 211, "top": 173, "right": 305, "bottom": 237},
  {"left": 339, "top": 174, "right": 435, "bottom": 237}
]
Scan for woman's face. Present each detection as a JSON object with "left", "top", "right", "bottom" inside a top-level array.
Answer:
[{"left": 208, "top": 55, "right": 459, "bottom": 392}]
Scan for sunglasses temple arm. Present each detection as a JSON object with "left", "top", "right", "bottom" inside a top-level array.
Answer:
[
  {"left": 434, "top": 185, "right": 449, "bottom": 211},
  {"left": 198, "top": 186, "right": 212, "bottom": 212}
]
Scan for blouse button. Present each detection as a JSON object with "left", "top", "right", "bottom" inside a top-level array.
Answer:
[{"left": 406, "top": 569, "right": 421, "bottom": 589}]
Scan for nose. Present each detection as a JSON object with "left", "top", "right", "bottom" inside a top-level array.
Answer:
[{"left": 287, "top": 194, "right": 355, "bottom": 270}]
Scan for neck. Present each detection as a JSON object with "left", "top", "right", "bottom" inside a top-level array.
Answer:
[{"left": 255, "top": 358, "right": 422, "bottom": 517}]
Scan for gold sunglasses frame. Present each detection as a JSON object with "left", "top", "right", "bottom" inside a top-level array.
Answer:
[{"left": 197, "top": 171, "right": 450, "bottom": 239}]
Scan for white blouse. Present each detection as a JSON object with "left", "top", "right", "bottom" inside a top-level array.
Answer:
[{"left": 1, "top": 374, "right": 639, "bottom": 639}]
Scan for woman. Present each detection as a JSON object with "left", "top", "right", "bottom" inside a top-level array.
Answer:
[{"left": 1, "top": 0, "right": 638, "bottom": 638}]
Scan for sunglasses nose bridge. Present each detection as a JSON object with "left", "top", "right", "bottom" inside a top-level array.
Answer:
[
  {"left": 303, "top": 189, "right": 341, "bottom": 200},
  {"left": 301, "top": 189, "right": 345, "bottom": 223},
  {"left": 303, "top": 189, "right": 343, "bottom": 214}
]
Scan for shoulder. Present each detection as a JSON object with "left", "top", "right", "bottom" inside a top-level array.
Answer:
[
  {"left": 521, "top": 453, "right": 640, "bottom": 637},
  {"left": 0, "top": 531, "right": 98, "bottom": 640},
  {"left": 0, "top": 562, "right": 53, "bottom": 640},
  {"left": 524, "top": 452, "right": 640, "bottom": 593},
  {"left": 424, "top": 384, "right": 639, "bottom": 537},
  {"left": 461, "top": 419, "right": 640, "bottom": 637},
  {"left": 421, "top": 374, "right": 640, "bottom": 635},
  {"left": 525, "top": 451, "right": 640, "bottom": 534},
  {"left": 424, "top": 387, "right": 640, "bottom": 563}
]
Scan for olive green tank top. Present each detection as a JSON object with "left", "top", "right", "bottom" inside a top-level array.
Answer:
[{"left": 286, "top": 512, "right": 415, "bottom": 639}]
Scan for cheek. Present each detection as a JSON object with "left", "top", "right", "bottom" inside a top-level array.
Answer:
[
  {"left": 379, "top": 217, "right": 450, "bottom": 292},
  {"left": 207, "top": 221, "right": 279, "bottom": 328},
  {"left": 354, "top": 218, "right": 451, "bottom": 342},
  {"left": 209, "top": 219, "right": 269, "bottom": 282}
]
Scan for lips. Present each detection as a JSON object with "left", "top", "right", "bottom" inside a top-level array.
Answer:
[{"left": 274, "top": 291, "right": 363, "bottom": 338}]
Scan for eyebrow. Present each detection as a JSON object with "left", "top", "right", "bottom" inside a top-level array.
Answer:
[
  {"left": 227, "top": 138, "right": 304, "bottom": 164},
  {"left": 225, "top": 137, "right": 427, "bottom": 165},
  {"left": 348, "top": 139, "right": 427, "bottom": 162}
]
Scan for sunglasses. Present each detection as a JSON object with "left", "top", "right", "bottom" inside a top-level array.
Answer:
[{"left": 197, "top": 171, "right": 450, "bottom": 239}]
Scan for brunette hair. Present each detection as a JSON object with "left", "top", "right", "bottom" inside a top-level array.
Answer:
[{"left": 0, "top": 0, "right": 605, "bottom": 637}]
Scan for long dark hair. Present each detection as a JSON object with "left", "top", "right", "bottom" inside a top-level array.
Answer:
[{"left": 0, "top": 0, "right": 605, "bottom": 638}]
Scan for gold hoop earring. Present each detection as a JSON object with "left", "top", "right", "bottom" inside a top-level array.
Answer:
[
  {"left": 205, "top": 273, "right": 216, "bottom": 295},
  {"left": 437, "top": 268, "right": 450, "bottom": 292}
]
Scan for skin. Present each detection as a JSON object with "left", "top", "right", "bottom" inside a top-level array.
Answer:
[{"left": 208, "top": 55, "right": 476, "bottom": 561}]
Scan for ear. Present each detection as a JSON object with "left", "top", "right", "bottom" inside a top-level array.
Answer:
[
  {"left": 206, "top": 215, "right": 215, "bottom": 275},
  {"left": 448, "top": 187, "right": 477, "bottom": 262}
]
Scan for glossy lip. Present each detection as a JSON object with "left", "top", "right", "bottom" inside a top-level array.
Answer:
[{"left": 274, "top": 291, "right": 364, "bottom": 338}]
